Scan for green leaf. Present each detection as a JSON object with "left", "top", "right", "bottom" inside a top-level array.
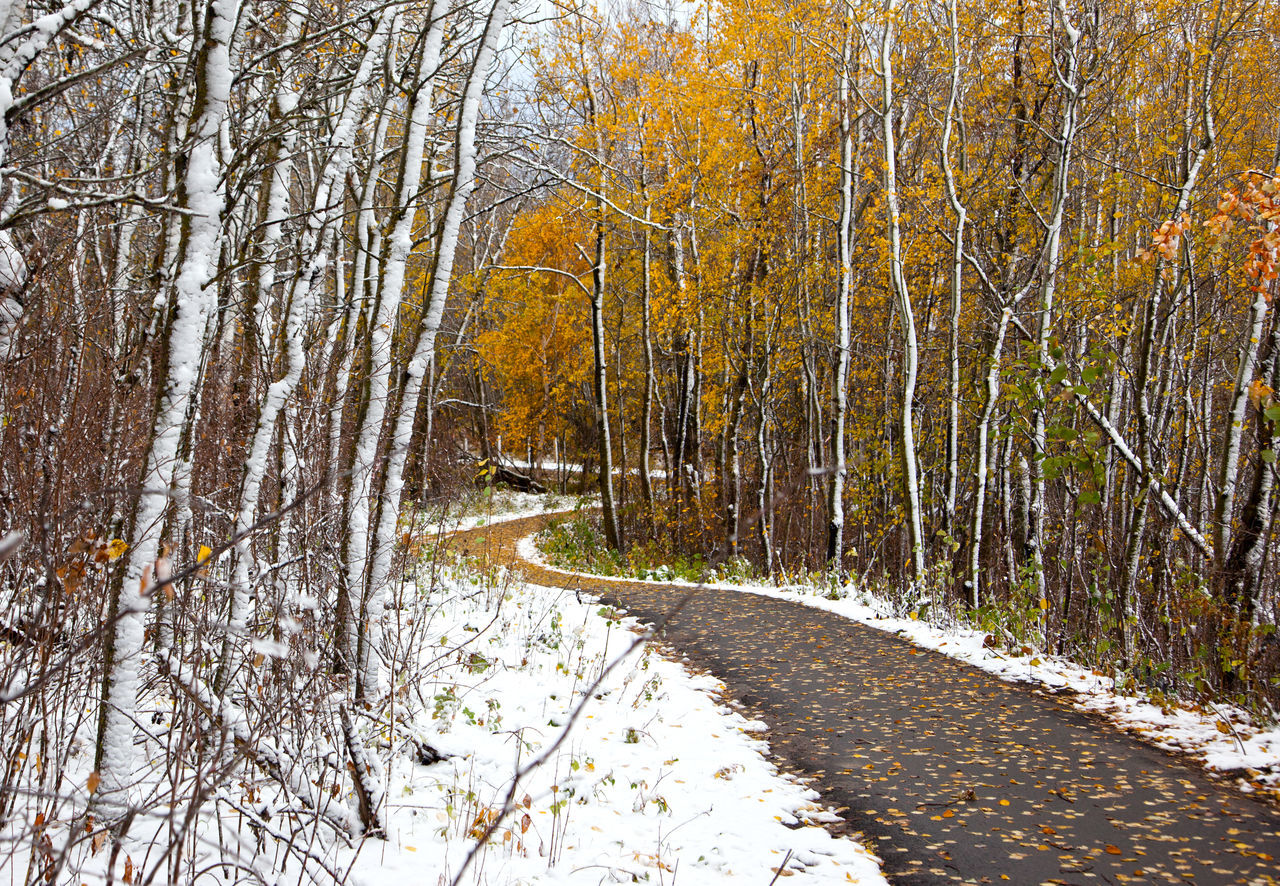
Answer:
[
  {"left": 1264, "top": 405, "right": 1280, "bottom": 422},
  {"left": 1082, "top": 366, "right": 1101, "bottom": 384},
  {"left": 1262, "top": 449, "right": 1277, "bottom": 464},
  {"left": 1048, "top": 365, "right": 1068, "bottom": 386}
]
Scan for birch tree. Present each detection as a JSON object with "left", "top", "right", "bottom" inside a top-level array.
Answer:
[
  {"left": 96, "top": 0, "right": 242, "bottom": 815},
  {"left": 359, "top": 0, "right": 510, "bottom": 697},
  {"left": 826, "top": 8, "right": 855, "bottom": 572},
  {"left": 869, "top": 0, "right": 925, "bottom": 583}
]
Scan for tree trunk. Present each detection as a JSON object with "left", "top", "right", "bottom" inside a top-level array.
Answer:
[
  {"left": 878, "top": 0, "right": 925, "bottom": 583},
  {"left": 827, "top": 19, "right": 854, "bottom": 572},
  {"left": 97, "top": 0, "right": 240, "bottom": 816}
]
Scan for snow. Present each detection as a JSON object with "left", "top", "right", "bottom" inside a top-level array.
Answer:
[
  {"left": 0, "top": 529, "right": 886, "bottom": 885},
  {"left": 521, "top": 536, "right": 1280, "bottom": 796},
  {"left": 0, "top": 294, "right": 20, "bottom": 360},
  {"left": 0, "top": 229, "right": 26, "bottom": 292},
  {"left": 336, "top": 565, "right": 886, "bottom": 884}
]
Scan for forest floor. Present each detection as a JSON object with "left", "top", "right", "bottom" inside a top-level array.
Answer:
[{"left": 464, "top": 510, "right": 1280, "bottom": 885}]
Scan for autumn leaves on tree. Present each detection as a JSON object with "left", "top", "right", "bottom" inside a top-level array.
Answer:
[{"left": 478, "top": 0, "right": 1280, "bottom": 702}]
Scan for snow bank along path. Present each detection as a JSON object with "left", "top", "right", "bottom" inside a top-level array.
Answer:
[{"left": 482, "top": 513, "right": 1280, "bottom": 886}]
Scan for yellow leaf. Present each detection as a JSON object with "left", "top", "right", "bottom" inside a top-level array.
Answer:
[
  {"left": 1249, "top": 378, "right": 1273, "bottom": 408},
  {"left": 106, "top": 539, "right": 128, "bottom": 561},
  {"left": 197, "top": 544, "right": 213, "bottom": 566}
]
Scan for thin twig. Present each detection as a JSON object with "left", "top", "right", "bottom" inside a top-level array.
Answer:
[{"left": 766, "top": 848, "right": 794, "bottom": 885}]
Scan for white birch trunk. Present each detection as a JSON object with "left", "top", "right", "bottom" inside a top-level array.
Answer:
[
  {"left": 967, "top": 305, "right": 1013, "bottom": 606},
  {"left": 98, "top": 0, "right": 241, "bottom": 813},
  {"left": 352, "top": 6, "right": 452, "bottom": 696},
  {"left": 940, "top": 0, "right": 966, "bottom": 538},
  {"left": 827, "top": 19, "right": 853, "bottom": 571},
  {"left": 638, "top": 127, "right": 656, "bottom": 514},
  {"left": 878, "top": 0, "right": 925, "bottom": 582},
  {"left": 358, "top": 0, "right": 508, "bottom": 696},
  {"left": 1215, "top": 288, "right": 1270, "bottom": 561}
]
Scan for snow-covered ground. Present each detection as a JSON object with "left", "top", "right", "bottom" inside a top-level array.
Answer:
[
  {"left": 0, "top": 493, "right": 885, "bottom": 885},
  {"left": 392, "top": 492, "right": 884, "bottom": 883},
  {"left": 343, "top": 565, "right": 885, "bottom": 884},
  {"left": 520, "top": 531, "right": 1280, "bottom": 798}
]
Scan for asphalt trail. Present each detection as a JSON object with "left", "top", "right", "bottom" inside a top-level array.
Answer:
[{"left": 460, "top": 515, "right": 1280, "bottom": 885}]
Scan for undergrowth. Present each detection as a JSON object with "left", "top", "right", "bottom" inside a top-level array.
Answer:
[{"left": 537, "top": 514, "right": 758, "bottom": 584}]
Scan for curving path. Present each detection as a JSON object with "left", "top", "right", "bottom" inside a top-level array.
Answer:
[{"left": 457, "top": 515, "right": 1280, "bottom": 885}]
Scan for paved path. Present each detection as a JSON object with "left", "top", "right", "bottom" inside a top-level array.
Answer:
[{"left": 458, "top": 515, "right": 1280, "bottom": 885}]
